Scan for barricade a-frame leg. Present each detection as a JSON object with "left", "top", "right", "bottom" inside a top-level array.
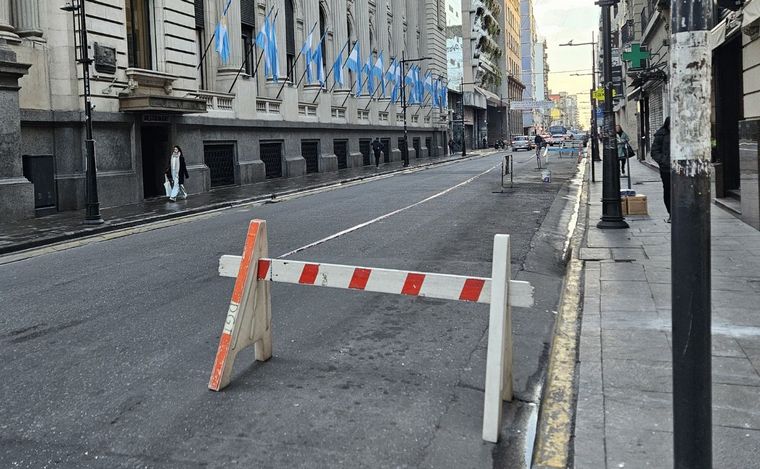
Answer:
[
  {"left": 482, "top": 234, "right": 513, "bottom": 443},
  {"left": 209, "top": 220, "right": 272, "bottom": 391}
]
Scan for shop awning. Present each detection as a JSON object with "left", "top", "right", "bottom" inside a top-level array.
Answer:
[
  {"left": 710, "top": 18, "right": 728, "bottom": 50},
  {"left": 475, "top": 86, "right": 503, "bottom": 107}
]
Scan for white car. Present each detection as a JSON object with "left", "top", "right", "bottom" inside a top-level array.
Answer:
[{"left": 549, "top": 134, "right": 566, "bottom": 146}]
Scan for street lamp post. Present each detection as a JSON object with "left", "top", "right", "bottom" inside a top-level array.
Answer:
[
  {"left": 595, "top": 0, "right": 627, "bottom": 229},
  {"left": 459, "top": 81, "right": 478, "bottom": 157},
  {"left": 62, "top": 1, "right": 103, "bottom": 224},
  {"left": 400, "top": 52, "right": 431, "bottom": 167},
  {"left": 561, "top": 32, "right": 601, "bottom": 184}
]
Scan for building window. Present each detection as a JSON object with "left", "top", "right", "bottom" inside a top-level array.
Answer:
[
  {"left": 319, "top": 4, "right": 328, "bottom": 69},
  {"left": 241, "top": 0, "right": 256, "bottom": 76},
  {"left": 126, "top": 0, "right": 153, "bottom": 69},
  {"left": 285, "top": 0, "right": 295, "bottom": 81},
  {"left": 195, "top": 0, "right": 206, "bottom": 89}
]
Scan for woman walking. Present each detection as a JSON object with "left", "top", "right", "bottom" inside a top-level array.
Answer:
[
  {"left": 166, "top": 145, "right": 189, "bottom": 201},
  {"left": 616, "top": 125, "right": 630, "bottom": 174}
]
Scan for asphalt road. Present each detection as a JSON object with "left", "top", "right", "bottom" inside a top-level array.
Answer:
[{"left": 0, "top": 152, "right": 580, "bottom": 468}]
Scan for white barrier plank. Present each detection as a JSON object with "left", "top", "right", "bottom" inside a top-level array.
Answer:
[{"left": 218, "top": 255, "right": 534, "bottom": 307}]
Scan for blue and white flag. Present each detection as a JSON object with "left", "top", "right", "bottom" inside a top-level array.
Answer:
[
  {"left": 404, "top": 66, "right": 416, "bottom": 103},
  {"left": 373, "top": 51, "right": 385, "bottom": 97},
  {"left": 301, "top": 32, "right": 314, "bottom": 84},
  {"left": 432, "top": 78, "right": 439, "bottom": 107},
  {"left": 333, "top": 51, "right": 344, "bottom": 86},
  {"left": 345, "top": 42, "right": 362, "bottom": 95},
  {"left": 364, "top": 54, "right": 375, "bottom": 95},
  {"left": 312, "top": 43, "right": 325, "bottom": 86},
  {"left": 424, "top": 71, "right": 433, "bottom": 101},
  {"left": 257, "top": 12, "right": 279, "bottom": 80},
  {"left": 215, "top": 19, "right": 230, "bottom": 64},
  {"left": 440, "top": 82, "right": 447, "bottom": 109},
  {"left": 415, "top": 66, "right": 424, "bottom": 103}
]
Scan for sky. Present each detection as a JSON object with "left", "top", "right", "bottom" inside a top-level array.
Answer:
[{"left": 533, "top": 0, "right": 600, "bottom": 128}]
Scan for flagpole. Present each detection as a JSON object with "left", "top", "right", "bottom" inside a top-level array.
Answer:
[
  {"left": 312, "top": 39, "right": 350, "bottom": 104},
  {"left": 363, "top": 58, "right": 395, "bottom": 111},
  {"left": 226, "top": 6, "right": 277, "bottom": 94},
  {"left": 276, "top": 21, "right": 319, "bottom": 100},
  {"left": 295, "top": 27, "right": 328, "bottom": 90},
  {"left": 340, "top": 78, "right": 355, "bottom": 108}
]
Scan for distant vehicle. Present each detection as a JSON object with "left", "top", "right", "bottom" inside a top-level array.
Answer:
[
  {"left": 511, "top": 135, "right": 532, "bottom": 151},
  {"left": 548, "top": 125, "right": 568, "bottom": 136},
  {"left": 548, "top": 134, "right": 567, "bottom": 146}
]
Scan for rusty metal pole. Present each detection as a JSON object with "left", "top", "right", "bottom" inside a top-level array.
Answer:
[{"left": 670, "top": 1, "right": 713, "bottom": 468}]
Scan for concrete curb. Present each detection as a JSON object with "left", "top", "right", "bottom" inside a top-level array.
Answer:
[
  {"left": 0, "top": 152, "right": 497, "bottom": 256},
  {"left": 531, "top": 161, "right": 590, "bottom": 468}
]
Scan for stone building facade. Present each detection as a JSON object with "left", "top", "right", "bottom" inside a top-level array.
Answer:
[{"left": 3, "top": 0, "right": 449, "bottom": 220}]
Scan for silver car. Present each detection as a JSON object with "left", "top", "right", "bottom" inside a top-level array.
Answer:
[{"left": 511, "top": 136, "right": 532, "bottom": 151}]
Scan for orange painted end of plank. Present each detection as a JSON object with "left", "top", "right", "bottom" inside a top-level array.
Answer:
[
  {"left": 209, "top": 332, "right": 232, "bottom": 391},
  {"left": 231, "top": 221, "right": 261, "bottom": 304}
]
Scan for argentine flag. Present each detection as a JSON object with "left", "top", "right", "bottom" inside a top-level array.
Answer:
[{"left": 345, "top": 42, "right": 362, "bottom": 95}]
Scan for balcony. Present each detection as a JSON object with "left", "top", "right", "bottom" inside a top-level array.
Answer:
[{"left": 190, "top": 91, "right": 235, "bottom": 112}]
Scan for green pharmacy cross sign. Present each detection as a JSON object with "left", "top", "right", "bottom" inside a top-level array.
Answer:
[{"left": 622, "top": 43, "right": 650, "bottom": 69}]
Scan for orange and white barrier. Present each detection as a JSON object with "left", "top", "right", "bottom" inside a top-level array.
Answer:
[{"left": 209, "top": 219, "right": 534, "bottom": 443}]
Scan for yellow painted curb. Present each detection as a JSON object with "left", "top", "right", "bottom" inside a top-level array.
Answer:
[{"left": 531, "top": 168, "right": 588, "bottom": 468}]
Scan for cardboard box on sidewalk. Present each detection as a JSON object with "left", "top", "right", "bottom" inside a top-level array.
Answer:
[
  {"left": 621, "top": 198, "right": 628, "bottom": 215},
  {"left": 625, "top": 194, "right": 648, "bottom": 215}
]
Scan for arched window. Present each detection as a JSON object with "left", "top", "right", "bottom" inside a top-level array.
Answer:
[
  {"left": 285, "top": 0, "right": 295, "bottom": 81},
  {"left": 319, "top": 4, "right": 328, "bottom": 69},
  {"left": 346, "top": 14, "right": 355, "bottom": 88}
]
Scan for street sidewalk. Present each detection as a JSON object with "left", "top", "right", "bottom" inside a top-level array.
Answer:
[
  {"left": 0, "top": 150, "right": 497, "bottom": 255},
  {"left": 573, "top": 160, "right": 760, "bottom": 467}
]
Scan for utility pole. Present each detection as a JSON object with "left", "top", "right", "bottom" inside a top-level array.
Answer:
[
  {"left": 595, "top": 0, "right": 627, "bottom": 229},
  {"left": 670, "top": 0, "right": 712, "bottom": 467},
  {"left": 63, "top": 0, "right": 103, "bottom": 224}
]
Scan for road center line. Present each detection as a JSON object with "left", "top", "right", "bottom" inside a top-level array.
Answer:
[{"left": 277, "top": 162, "right": 501, "bottom": 259}]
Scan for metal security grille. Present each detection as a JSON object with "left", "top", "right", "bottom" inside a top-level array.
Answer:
[
  {"left": 381, "top": 138, "right": 391, "bottom": 162},
  {"left": 204, "top": 143, "right": 236, "bottom": 187},
  {"left": 413, "top": 138, "right": 421, "bottom": 159},
  {"left": 194, "top": 0, "right": 204, "bottom": 29},
  {"left": 648, "top": 87, "right": 663, "bottom": 146},
  {"left": 426, "top": 137, "right": 432, "bottom": 156},
  {"left": 359, "top": 139, "right": 371, "bottom": 165},
  {"left": 301, "top": 140, "right": 320, "bottom": 173},
  {"left": 334, "top": 140, "right": 348, "bottom": 169},
  {"left": 260, "top": 142, "right": 283, "bottom": 179}
]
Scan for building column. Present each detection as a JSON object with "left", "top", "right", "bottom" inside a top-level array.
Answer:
[
  {"left": 0, "top": 0, "right": 19, "bottom": 43},
  {"left": 11, "top": 0, "right": 42, "bottom": 40},
  {"left": 0, "top": 41, "right": 33, "bottom": 220}
]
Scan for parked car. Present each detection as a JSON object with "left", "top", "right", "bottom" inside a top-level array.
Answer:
[{"left": 511, "top": 136, "right": 532, "bottom": 151}]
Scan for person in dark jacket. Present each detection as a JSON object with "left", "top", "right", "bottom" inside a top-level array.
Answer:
[
  {"left": 372, "top": 138, "right": 383, "bottom": 167},
  {"left": 165, "top": 145, "right": 189, "bottom": 201},
  {"left": 650, "top": 117, "right": 671, "bottom": 222}
]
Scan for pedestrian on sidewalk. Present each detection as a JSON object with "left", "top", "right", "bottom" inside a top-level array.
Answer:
[
  {"left": 448, "top": 138, "right": 455, "bottom": 155},
  {"left": 616, "top": 124, "right": 632, "bottom": 174},
  {"left": 650, "top": 117, "right": 671, "bottom": 222},
  {"left": 165, "top": 145, "right": 189, "bottom": 202},
  {"left": 372, "top": 138, "right": 383, "bottom": 167}
]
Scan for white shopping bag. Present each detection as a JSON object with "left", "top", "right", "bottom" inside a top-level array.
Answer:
[{"left": 163, "top": 176, "right": 172, "bottom": 197}]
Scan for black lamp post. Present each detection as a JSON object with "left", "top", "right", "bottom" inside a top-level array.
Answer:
[
  {"left": 400, "top": 52, "right": 431, "bottom": 167},
  {"left": 62, "top": 1, "right": 103, "bottom": 224},
  {"left": 595, "top": 0, "right": 627, "bottom": 229},
  {"left": 459, "top": 80, "right": 478, "bottom": 157}
]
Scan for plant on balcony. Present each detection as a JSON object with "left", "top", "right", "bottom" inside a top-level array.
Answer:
[{"left": 483, "top": 0, "right": 500, "bottom": 17}]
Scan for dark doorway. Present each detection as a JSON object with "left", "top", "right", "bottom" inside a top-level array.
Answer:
[
  {"left": 260, "top": 142, "right": 283, "bottom": 178},
  {"left": 426, "top": 137, "right": 432, "bottom": 157},
  {"left": 713, "top": 34, "right": 743, "bottom": 198},
  {"left": 141, "top": 125, "right": 170, "bottom": 198},
  {"left": 22, "top": 154, "right": 57, "bottom": 215},
  {"left": 413, "top": 137, "right": 421, "bottom": 159},
  {"left": 334, "top": 140, "right": 348, "bottom": 169},
  {"left": 301, "top": 140, "right": 320, "bottom": 173},
  {"left": 359, "top": 138, "right": 371, "bottom": 165},
  {"left": 381, "top": 138, "right": 391, "bottom": 163}
]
